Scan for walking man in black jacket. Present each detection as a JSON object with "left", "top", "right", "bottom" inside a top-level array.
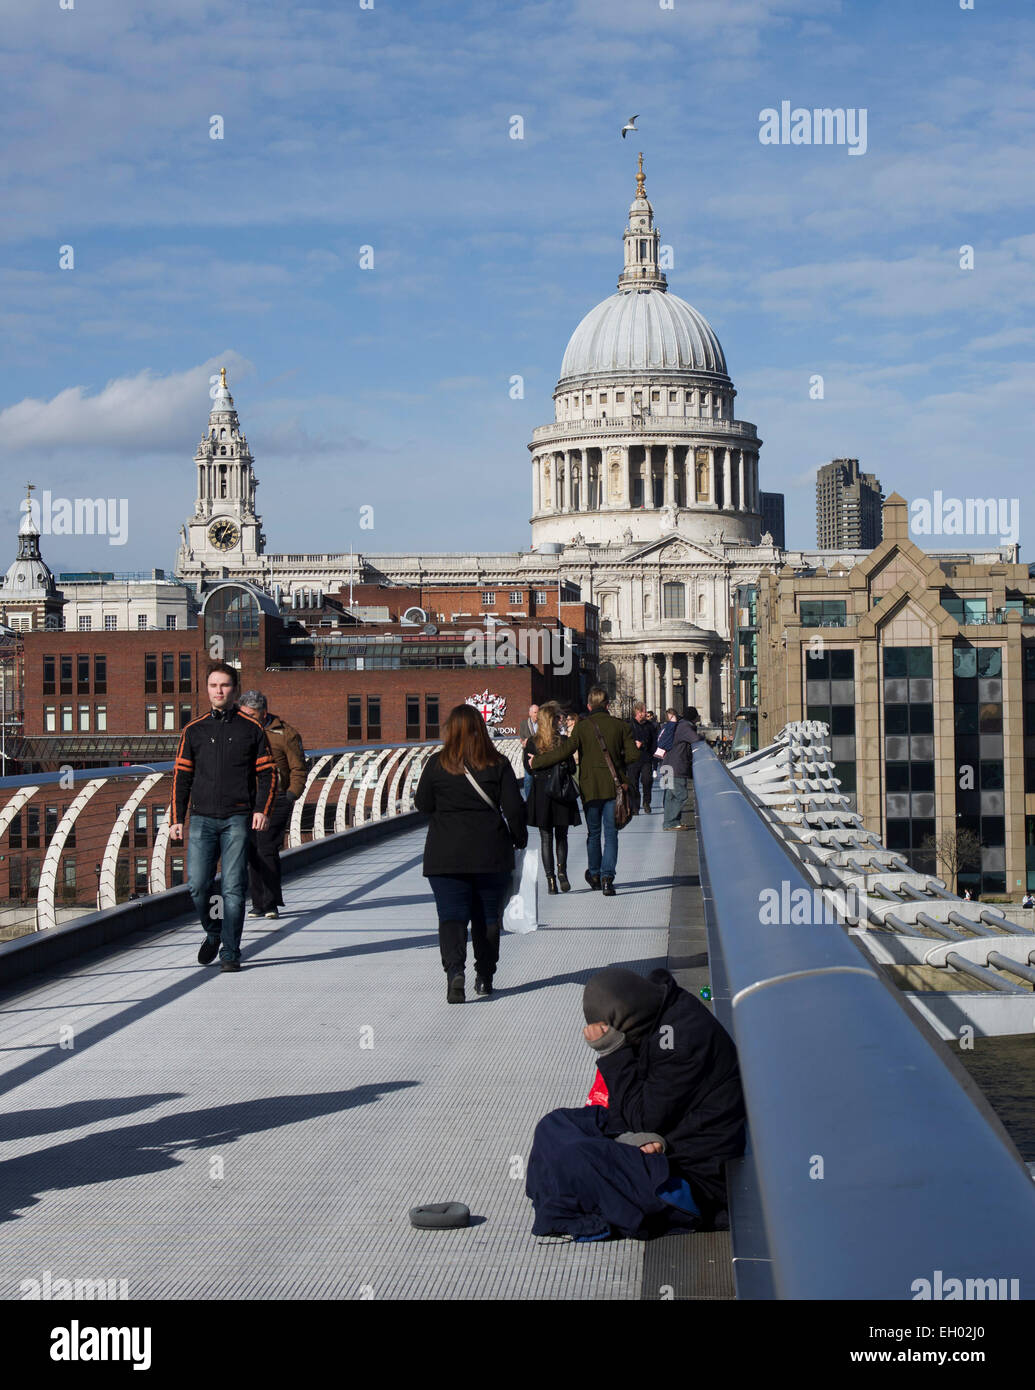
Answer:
[
  {"left": 170, "top": 663, "right": 276, "bottom": 972},
  {"left": 626, "top": 701, "right": 657, "bottom": 815}
]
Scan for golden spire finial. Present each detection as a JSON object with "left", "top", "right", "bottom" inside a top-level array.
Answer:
[
  {"left": 25, "top": 481, "right": 35, "bottom": 502},
  {"left": 220, "top": 366, "right": 228, "bottom": 390},
  {"left": 636, "top": 151, "right": 645, "bottom": 198}
]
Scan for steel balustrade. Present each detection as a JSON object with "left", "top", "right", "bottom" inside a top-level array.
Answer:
[
  {"left": 693, "top": 728, "right": 1035, "bottom": 1300},
  {"left": 0, "top": 739, "right": 528, "bottom": 937}
]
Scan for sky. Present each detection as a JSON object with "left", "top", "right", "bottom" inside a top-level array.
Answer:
[{"left": 1, "top": 0, "right": 1032, "bottom": 571}]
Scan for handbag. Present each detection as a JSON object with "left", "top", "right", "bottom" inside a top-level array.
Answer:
[
  {"left": 545, "top": 759, "right": 579, "bottom": 806},
  {"left": 587, "top": 719, "right": 633, "bottom": 830},
  {"left": 463, "top": 766, "right": 520, "bottom": 845}
]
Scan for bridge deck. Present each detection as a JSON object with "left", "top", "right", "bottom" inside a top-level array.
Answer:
[{"left": 0, "top": 812, "right": 704, "bottom": 1300}]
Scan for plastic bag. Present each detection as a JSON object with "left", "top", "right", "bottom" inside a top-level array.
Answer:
[
  {"left": 503, "top": 847, "right": 539, "bottom": 933},
  {"left": 585, "top": 1069, "right": 609, "bottom": 1107}
]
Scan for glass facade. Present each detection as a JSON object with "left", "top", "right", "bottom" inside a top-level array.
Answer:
[
  {"left": 953, "top": 645, "right": 1005, "bottom": 895},
  {"left": 883, "top": 646, "right": 935, "bottom": 874},
  {"left": 805, "top": 649, "right": 857, "bottom": 807}
]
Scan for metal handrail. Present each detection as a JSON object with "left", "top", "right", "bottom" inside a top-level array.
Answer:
[{"left": 692, "top": 737, "right": 1035, "bottom": 1300}]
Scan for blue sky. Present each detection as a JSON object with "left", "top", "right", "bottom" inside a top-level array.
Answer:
[{"left": 1, "top": 0, "right": 1033, "bottom": 569}]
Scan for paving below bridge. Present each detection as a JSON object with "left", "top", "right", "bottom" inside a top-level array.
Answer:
[{"left": 0, "top": 810, "right": 717, "bottom": 1300}]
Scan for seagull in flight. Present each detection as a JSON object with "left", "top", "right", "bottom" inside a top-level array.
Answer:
[{"left": 621, "top": 115, "right": 640, "bottom": 139}]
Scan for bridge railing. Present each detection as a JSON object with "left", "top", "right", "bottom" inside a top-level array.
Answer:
[
  {"left": 692, "top": 734, "right": 1035, "bottom": 1300},
  {"left": 0, "top": 738, "right": 524, "bottom": 940}
]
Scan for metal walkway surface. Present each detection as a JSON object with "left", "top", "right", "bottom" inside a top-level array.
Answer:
[{"left": 0, "top": 814, "right": 681, "bottom": 1300}]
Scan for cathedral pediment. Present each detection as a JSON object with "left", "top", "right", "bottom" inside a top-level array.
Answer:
[{"left": 619, "top": 533, "right": 725, "bottom": 565}]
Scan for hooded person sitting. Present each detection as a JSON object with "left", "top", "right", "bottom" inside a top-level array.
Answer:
[{"left": 525, "top": 966, "right": 746, "bottom": 1240}]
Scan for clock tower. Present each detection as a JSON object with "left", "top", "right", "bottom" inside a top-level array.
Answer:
[{"left": 177, "top": 368, "right": 265, "bottom": 578}]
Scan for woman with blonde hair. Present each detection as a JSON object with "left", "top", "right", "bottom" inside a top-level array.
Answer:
[
  {"left": 415, "top": 704, "right": 527, "bottom": 1001},
  {"left": 524, "top": 700, "right": 581, "bottom": 894}
]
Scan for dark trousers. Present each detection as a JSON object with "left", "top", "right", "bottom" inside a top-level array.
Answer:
[
  {"left": 539, "top": 827, "right": 569, "bottom": 877},
  {"left": 627, "top": 761, "right": 654, "bottom": 814},
  {"left": 428, "top": 871, "right": 512, "bottom": 979},
  {"left": 187, "top": 812, "right": 250, "bottom": 963},
  {"left": 248, "top": 795, "right": 293, "bottom": 912}
]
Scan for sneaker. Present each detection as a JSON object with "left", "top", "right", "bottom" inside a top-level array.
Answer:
[
  {"left": 584, "top": 871, "right": 601, "bottom": 890},
  {"left": 248, "top": 909, "right": 264, "bottom": 917},
  {"left": 265, "top": 909, "right": 279, "bottom": 919},
  {"left": 198, "top": 936, "right": 220, "bottom": 965},
  {"left": 601, "top": 877, "right": 616, "bottom": 897},
  {"left": 474, "top": 975, "right": 493, "bottom": 997},
  {"left": 220, "top": 960, "right": 241, "bottom": 973},
  {"left": 447, "top": 973, "right": 465, "bottom": 1004}
]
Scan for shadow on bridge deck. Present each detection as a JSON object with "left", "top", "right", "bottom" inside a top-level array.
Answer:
[{"left": 0, "top": 810, "right": 715, "bottom": 1301}]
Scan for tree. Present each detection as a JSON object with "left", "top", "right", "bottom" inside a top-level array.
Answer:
[{"left": 919, "top": 828, "right": 983, "bottom": 894}]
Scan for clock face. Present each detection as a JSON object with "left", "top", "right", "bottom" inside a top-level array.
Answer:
[{"left": 209, "top": 519, "right": 241, "bottom": 551}]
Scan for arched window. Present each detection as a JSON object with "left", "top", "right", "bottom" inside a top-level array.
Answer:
[
  {"left": 698, "top": 593, "right": 707, "bottom": 617},
  {"left": 598, "top": 661, "right": 618, "bottom": 703},
  {"left": 219, "top": 466, "right": 227, "bottom": 498},
  {"left": 220, "top": 428, "right": 227, "bottom": 439},
  {"left": 663, "top": 583, "right": 685, "bottom": 619},
  {"left": 220, "top": 446, "right": 227, "bottom": 456}
]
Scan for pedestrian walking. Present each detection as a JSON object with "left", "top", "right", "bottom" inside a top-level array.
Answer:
[
  {"left": 415, "top": 704, "right": 528, "bottom": 1002},
  {"left": 525, "top": 700, "right": 581, "bottom": 894},
  {"left": 239, "top": 691, "right": 307, "bottom": 920},
  {"left": 626, "top": 701, "right": 657, "bottom": 814},
  {"left": 531, "top": 686, "right": 639, "bottom": 897},
  {"left": 519, "top": 704, "right": 540, "bottom": 799},
  {"left": 662, "top": 707, "right": 701, "bottom": 831},
  {"left": 171, "top": 663, "right": 276, "bottom": 972}
]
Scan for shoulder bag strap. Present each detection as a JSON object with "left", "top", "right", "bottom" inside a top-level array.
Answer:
[
  {"left": 588, "top": 718, "right": 622, "bottom": 793},
  {"left": 463, "top": 766, "right": 499, "bottom": 810}
]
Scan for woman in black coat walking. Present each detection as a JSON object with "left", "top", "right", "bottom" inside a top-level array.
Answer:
[
  {"left": 524, "top": 700, "right": 581, "bottom": 894},
  {"left": 415, "top": 704, "right": 527, "bottom": 1003}
]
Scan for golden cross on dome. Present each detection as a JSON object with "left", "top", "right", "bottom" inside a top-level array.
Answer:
[
  {"left": 220, "top": 367, "right": 227, "bottom": 389},
  {"left": 636, "top": 151, "right": 645, "bottom": 197}
]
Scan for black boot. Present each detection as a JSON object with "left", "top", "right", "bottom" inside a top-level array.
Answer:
[
  {"left": 438, "top": 920, "right": 467, "bottom": 992},
  {"left": 546, "top": 875, "right": 558, "bottom": 894},
  {"left": 585, "top": 870, "right": 601, "bottom": 890},
  {"left": 555, "top": 835, "right": 570, "bottom": 892},
  {"left": 601, "top": 877, "right": 616, "bottom": 896}
]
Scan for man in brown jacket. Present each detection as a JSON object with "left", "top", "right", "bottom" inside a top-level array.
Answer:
[
  {"left": 531, "top": 686, "right": 639, "bottom": 897},
  {"left": 240, "top": 691, "right": 307, "bottom": 919}
]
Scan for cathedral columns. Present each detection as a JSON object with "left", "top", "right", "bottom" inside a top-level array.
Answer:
[
  {"left": 563, "top": 452, "right": 572, "bottom": 512},
  {"left": 644, "top": 448, "right": 656, "bottom": 509},
  {"left": 751, "top": 453, "right": 759, "bottom": 511},
  {"left": 532, "top": 456, "right": 541, "bottom": 514},
  {"left": 722, "top": 448, "right": 732, "bottom": 512},
  {"left": 664, "top": 446, "right": 675, "bottom": 506},
  {"left": 708, "top": 447, "right": 717, "bottom": 507},
  {"left": 738, "top": 451, "right": 746, "bottom": 513},
  {"left": 664, "top": 651, "right": 675, "bottom": 712}
]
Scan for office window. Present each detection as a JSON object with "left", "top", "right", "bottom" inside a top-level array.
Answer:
[
  {"left": 26, "top": 806, "right": 40, "bottom": 849},
  {"left": 28, "top": 859, "right": 41, "bottom": 892},
  {"left": 63, "top": 859, "right": 76, "bottom": 893},
  {"left": 406, "top": 695, "right": 421, "bottom": 740},
  {"left": 95, "top": 704, "right": 107, "bottom": 731},
  {"left": 77, "top": 654, "right": 90, "bottom": 694},
  {"left": 800, "top": 599, "right": 847, "bottom": 628},
  {"left": 94, "top": 654, "right": 106, "bottom": 693},
  {"left": 166, "top": 614, "right": 178, "bottom": 630},
  {"left": 426, "top": 695, "right": 440, "bottom": 740},
  {"left": 179, "top": 653, "right": 192, "bottom": 692},
  {"left": 44, "top": 705, "right": 56, "bottom": 732},
  {"left": 161, "top": 653, "right": 174, "bottom": 692},
  {"left": 347, "top": 696, "right": 361, "bottom": 740},
  {"left": 135, "top": 857, "right": 149, "bottom": 891},
  {"left": 144, "top": 653, "right": 157, "bottom": 693},
  {"left": 134, "top": 808, "right": 148, "bottom": 847},
  {"left": 534, "top": 590, "right": 547, "bottom": 605},
  {"left": 104, "top": 615, "right": 118, "bottom": 631},
  {"left": 170, "top": 855, "right": 184, "bottom": 887},
  {"left": 78, "top": 704, "right": 90, "bottom": 732},
  {"left": 61, "top": 706, "right": 73, "bottom": 732},
  {"left": 179, "top": 703, "right": 192, "bottom": 728},
  {"left": 145, "top": 704, "right": 158, "bottom": 731},
  {"left": 367, "top": 696, "right": 381, "bottom": 741},
  {"left": 482, "top": 592, "right": 496, "bottom": 606},
  {"left": 137, "top": 613, "right": 148, "bottom": 629},
  {"left": 163, "top": 704, "right": 175, "bottom": 731},
  {"left": 152, "top": 804, "right": 168, "bottom": 835},
  {"left": 45, "top": 806, "right": 59, "bottom": 844},
  {"left": 60, "top": 655, "right": 72, "bottom": 694},
  {"left": 509, "top": 591, "right": 522, "bottom": 605},
  {"left": 43, "top": 655, "right": 55, "bottom": 694},
  {"left": 8, "top": 857, "right": 21, "bottom": 898},
  {"left": 78, "top": 615, "right": 92, "bottom": 631}
]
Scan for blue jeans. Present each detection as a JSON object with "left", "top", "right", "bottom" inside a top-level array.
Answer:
[
  {"left": 584, "top": 798, "right": 618, "bottom": 879},
  {"left": 663, "top": 776, "right": 689, "bottom": 829},
  {"left": 188, "top": 813, "right": 250, "bottom": 963},
  {"left": 523, "top": 771, "right": 533, "bottom": 800}
]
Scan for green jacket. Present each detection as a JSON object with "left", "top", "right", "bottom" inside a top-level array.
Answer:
[{"left": 530, "top": 710, "right": 640, "bottom": 803}]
